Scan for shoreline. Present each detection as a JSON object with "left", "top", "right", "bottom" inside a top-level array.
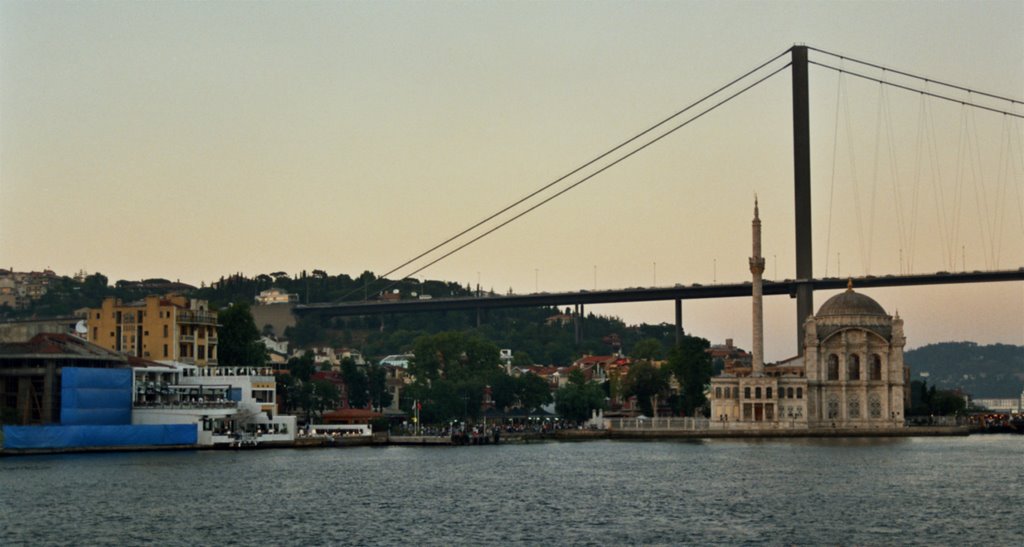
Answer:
[{"left": 0, "top": 426, "right": 978, "bottom": 456}]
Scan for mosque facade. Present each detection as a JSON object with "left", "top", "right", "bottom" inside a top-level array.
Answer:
[{"left": 708, "top": 201, "right": 907, "bottom": 430}]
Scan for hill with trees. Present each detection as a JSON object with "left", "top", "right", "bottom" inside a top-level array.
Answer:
[{"left": 904, "top": 342, "right": 1024, "bottom": 398}]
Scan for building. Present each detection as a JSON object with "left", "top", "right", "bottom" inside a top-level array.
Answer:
[
  {"left": 0, "top": 333, "right": 132, "bottom": 424},
  {"left": 972, "top": 395, "right": 1024, "bottom": 414},
  {"left": 709, "top": 200, "right": 907, "bottom": 430},
  {"left": 255, "top": 288, "right": 298, "bottom": 305},
  {"left": 131, "top": 363, "right": 295, "bottom": 445},
  {"left": 85, "top": 295, "right": 218, "bottom": 366}
]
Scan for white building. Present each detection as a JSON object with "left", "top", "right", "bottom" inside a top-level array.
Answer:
[
  {"left": 380, "top": 354, "right": 413, "bottom": 369},
  {"left": 255, "top": 288, "right": 298, "bottom": 305},
  {"left": 708, "top": 200, "right": 908, "bottom": 431},
  {"left": 131, "top": 362, "right": 295, "bottom": 446}
]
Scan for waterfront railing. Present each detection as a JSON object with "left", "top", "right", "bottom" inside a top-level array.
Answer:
[{"left": 608, "top": 417, "right": 711, "bottom": 431}]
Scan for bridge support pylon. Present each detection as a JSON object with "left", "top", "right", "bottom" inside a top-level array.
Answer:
[
  {"left": 674, "top": 298, "right": 683, "bottom": 347},
  {"left": 792, "top": 45, "right": 813, "bottom": 354}
]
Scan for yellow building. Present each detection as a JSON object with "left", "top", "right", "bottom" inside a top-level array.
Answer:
[{"left": 86, "top": 295, "right": 218, "bottom": 366}]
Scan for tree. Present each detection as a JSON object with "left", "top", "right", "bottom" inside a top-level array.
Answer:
[
  {"left": 632, "top": 338, "right": 664, "bottom": 361},
  {"left": 341, "top": 358, "right": 369, "bottom": 409},
  {"left": 489, "top": 372, "right": 518, "bottom": 412},
  {"left": 311, "top": 380, "right": 341, "bottom": 417},
  {"left": 410, "top": 331, "right": 500, "bottom": 383},
  {"left": 288, "top": 352, "right": 316, "bottom": 383},
  {"left": 555, "top": 370, "right": 606, "bottom": 422},
  {"left": 367, "top": 364, "right": 393, "bottom": 411},
  {"left": 512, "top": 351, "right": 533, "bottom": 367},
  {"left": 217, "top": 302, "right": 267, "bottom": 367},
  {"left": 516, "top": 372, "right": 553, "bottom": 410},
  {"left": 668, "top": 335, "right": 713, "bottom": 416},
  {"left": 623, "top": 361, "right": 670, "bottom": 417}
]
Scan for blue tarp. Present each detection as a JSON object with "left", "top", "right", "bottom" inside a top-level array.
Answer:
[
  {"left": 61, "top": 367, "right": 132, "bottom": 425},
  {"left": 2, "top": 424, "right": 197, "bottom": 450}
]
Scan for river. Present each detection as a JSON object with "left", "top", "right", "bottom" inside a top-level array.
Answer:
[{"left": 2, "top": 436, "right": 1021, "bottom": 545}]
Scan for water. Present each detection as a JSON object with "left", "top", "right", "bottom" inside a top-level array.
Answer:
[{"left": 2, "top": 436, "right": 1021, "bottom": 545}]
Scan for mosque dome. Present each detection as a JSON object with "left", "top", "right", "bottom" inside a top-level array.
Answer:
[
  {"left": 816, "top": 287, "right": 888, "bottom": 317},
  {"left": 813, "top": 281, "right": 892, "bottom": 341}
]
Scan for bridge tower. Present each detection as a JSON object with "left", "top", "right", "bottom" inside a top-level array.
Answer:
[{"left": 792, "top": 45, "right": 813, "bottom": 354}]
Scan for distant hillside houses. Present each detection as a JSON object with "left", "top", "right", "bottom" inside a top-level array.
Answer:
[{"left": 0, "top": 268, "right": 58, "bottom": 309}]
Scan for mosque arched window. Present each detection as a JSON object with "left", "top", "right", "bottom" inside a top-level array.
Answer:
[
  {"left": 869, "top": 393, "right": 882, "bottom": 418},
  {"left": 870, "top": 355, "right": 882, "bottom": 381},
  {"left": 848, "top": 396, "right": 861, "bottom": 418},
  {"left": 827, "top": 354, "right": 839, "bottom": 380},
  {"left": 848, "top": 354, "right": 861, "bottom": 381},
  {"left": 827, "top": 395, "right": 840, "bottom": 419}
]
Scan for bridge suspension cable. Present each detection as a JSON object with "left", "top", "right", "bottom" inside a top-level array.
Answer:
[
  {"left": 337, "top": 48, "right": 793, "bottom": 301},
  {"left": 808, "top": 61, "right": 1024, "bottom": 119},
  {"left": 369, "top": 62, "right": 793, "bottom": 297},
  {"left": 807, "top": 46, "right": 1024, "bottom": 107}
]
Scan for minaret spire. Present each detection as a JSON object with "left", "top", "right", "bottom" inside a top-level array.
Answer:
[{"left": 750, "top": 196, "right": 765, "bottom": 375}]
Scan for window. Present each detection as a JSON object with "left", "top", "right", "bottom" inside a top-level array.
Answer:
[
  {"left": 871, "top": 355, "right": 882, "bottom": 381},
  {"left": 869, "top": 393, "right": 882, "bottom": 418},
  {"left": 744, "top": 387, "right": 751, "bottom": 399},
  {"left": 766, "top": 387, "right": 772, "bottom": 399},
  {"left": 715, "top": 387, "right": 722, "bottom": 399},
  {"left": 724, "top": 387, "right": 730, "bottom": 399},
  {"left": 787, "top": 387, "right": 794, "bottom": 398},
  {"left": 92, "top": 327, "right": 98, "bottom": 340},
  {"left": 848, "top": 354, "right": 861, "bottom": 381},
  {"left": 827, "top": 395, "right": 840, "bottom": 419},
  {"left": 796, "top": 387, "right": 803, "bottom": 399},
  {"left": 828, "top": 354, "right": 839, "bottom": 380},
  {"left": 848, "top": 396, "right": 861, "bottom": 418},
  {"left": 755, "top": 387, "right": 762, "bottom": 399},
  {"left": 163, "top": 344, "right": 168, "bottom": 358}
]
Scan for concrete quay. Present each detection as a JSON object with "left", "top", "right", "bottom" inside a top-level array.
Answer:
[{"left": 554, "top": 426, "right": 970, "bottom": 440}]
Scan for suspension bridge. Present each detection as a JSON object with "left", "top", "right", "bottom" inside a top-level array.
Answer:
[{"left": 295, "top": 45, "right": 1024, "bottom": 352}]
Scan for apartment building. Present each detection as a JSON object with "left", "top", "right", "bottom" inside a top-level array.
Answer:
[{"left": 86, "top": 295, "right": 218, "bottom": 366}]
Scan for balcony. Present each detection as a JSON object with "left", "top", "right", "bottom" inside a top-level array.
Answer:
[
  {"left": 176, "top": 310, "right": 217, "bottom": 325},
  {"left": 180, "top": 334, "right": 195, "bottom": 343}
]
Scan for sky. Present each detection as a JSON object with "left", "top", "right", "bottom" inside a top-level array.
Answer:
[{"left": 1, "top": 0, "right": 1022, "bottom": 360}]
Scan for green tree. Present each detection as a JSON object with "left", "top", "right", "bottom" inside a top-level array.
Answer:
[
  {"left": 367, "top": 364, "right": 393, "bottom": 411},
  {"left": 489, "top": 372, "right": 518, "bottom": 412},
  {"left": 217, "top": 302, "right": 267, "bottom": 367},
  {"left": 516, "top": 372, "right": 553, "bottom": 410},
  {"left": 555, "top": 370, "right": 606, "bottom": 422},
  {"left": 632, "top": 338, "right": 664, "bottom": 361},
  {"left": 512, "top": 351, "right": 533, "bottom": 367},
  {"left": 311, "top": 379, "right": 341, "bottom": 417},
  {"left": 668, "top": 335, "right": 713, "bottom": 417},
  {"left": 410, "top": 331, "right": 499, "bottom": 382},
  {"left": 288, "top": 352, "right": 316, "bottom": 383},
  {"left": 623, "top": 361, "right": 670, "bottom": 417},
  {"left": 341, "top": 358, "right": 369, "bottom": 409}
]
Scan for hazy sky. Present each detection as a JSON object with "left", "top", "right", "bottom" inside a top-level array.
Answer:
[{"left": 2, "top": 0, "right": 1022, "bottom": 360}]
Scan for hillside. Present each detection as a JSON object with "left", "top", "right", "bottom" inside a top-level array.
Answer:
[{"left": 905, "top": 342, "right": 1024, "bottom": 398}]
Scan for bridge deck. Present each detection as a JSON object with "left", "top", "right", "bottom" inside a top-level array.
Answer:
[{"left": 294, "top": 269, "right": 1024, "bottom": 316}]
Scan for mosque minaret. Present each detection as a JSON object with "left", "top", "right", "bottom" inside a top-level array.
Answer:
[{"left": 749, "top": 197, "right": 765, "bottom": 376}]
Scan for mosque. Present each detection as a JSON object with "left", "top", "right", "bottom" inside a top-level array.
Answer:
[{"left": 708, "top": 200, "right": 908, "bottom": 430}]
